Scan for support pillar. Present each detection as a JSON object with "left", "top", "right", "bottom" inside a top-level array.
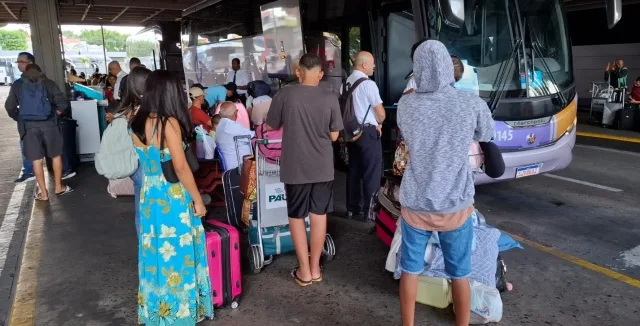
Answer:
[{"left": 26, "top": 0, "right": 66, "bottom": 93}]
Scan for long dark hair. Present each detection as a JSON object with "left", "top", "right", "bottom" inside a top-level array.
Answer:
[
  {"left": 120, "top": 66, "right": 151, "bottom": 115},
  {"left": 130, "top": 70, "right": 192, "bottom": 147}
]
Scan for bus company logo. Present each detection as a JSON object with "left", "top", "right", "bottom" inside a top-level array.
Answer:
[
  {"left": 526, "top": 133, "right": 536, "bottom": 145},
  {"left": 268, "top": 187, "right": 286, "bottom": 203}
]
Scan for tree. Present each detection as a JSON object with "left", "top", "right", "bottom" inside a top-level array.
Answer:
[
  {"left": 127, "top": 40, "right": 157, "bottom": 58},
  {"left": 78, "top": 29, "right": 129, "bottom": 52},
  {"left": 0, "top": 30, "right": 28, "bottom": 51},
  {"left": 62, "top": 30, "right": 78, "bottom": 39}
]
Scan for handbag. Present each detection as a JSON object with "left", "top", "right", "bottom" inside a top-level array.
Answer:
[{"left": 159, "top": 122, "right": 200, "bottom": 183}]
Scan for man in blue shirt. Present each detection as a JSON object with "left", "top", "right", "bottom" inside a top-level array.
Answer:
[{"left": 204, "top": 82, "right": 237, "bottom": 107}]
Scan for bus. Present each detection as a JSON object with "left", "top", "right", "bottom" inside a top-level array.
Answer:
[{"left": 181, "top": 0, "right": 621, "bottom": 184}]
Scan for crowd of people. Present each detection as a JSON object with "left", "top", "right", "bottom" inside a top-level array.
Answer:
[{"left": 5, "top": 37, "right": 494, "bottom": 325}]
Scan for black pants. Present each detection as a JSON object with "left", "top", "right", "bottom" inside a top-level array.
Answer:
[{"left": 346, "top": 126, "right": 382, "bottom": 215}]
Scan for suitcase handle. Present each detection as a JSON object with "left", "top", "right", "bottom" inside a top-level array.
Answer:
[{"left": 234, "top": 135, "right": 253, "bottom": 173}]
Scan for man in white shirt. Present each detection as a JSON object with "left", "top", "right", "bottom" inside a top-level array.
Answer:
[
  {"left": 226, "top": 58, "right": 250, "bottom": 106},
  {"left": 342, "top": 51, "right": 386, "bottom": 221},
  {"left": 108, "top": 61, "right": 127, "bottom": 101},
  {"left": 215, "top": 101, "right": 255, "bottom": 170}
]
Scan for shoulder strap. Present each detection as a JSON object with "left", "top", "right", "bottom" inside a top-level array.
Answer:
[{"left": 344, "top": 77, "right": 369, "bottom": 96}]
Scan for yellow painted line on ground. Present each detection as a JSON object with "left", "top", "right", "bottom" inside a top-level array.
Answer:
[
  {"left": 9, "top": 185, "right": 46, "bottom": 326},
  {"left": 576, "top": 131, "right": 640, "bottom": 144},
  {"left": 508, "top": 233, "right": 640, "bottom": 289}
]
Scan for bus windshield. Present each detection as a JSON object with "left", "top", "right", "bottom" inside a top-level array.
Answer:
[{"left": 430, "top": 0, "right": 572, "bottom": 99}]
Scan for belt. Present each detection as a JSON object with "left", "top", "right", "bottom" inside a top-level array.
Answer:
[{"left": 363, "top": 123, "right": 377, "bottom": 128}]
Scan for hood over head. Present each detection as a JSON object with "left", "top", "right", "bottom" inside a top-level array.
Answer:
[{"left": 413, "top": 40, "right": 454, "bottom": 93}]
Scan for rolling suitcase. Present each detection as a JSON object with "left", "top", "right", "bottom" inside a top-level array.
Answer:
[
  {"left": 616, "top": 105, "right": 636, "bottom": 130},
  {"left": 203, "top": 220, "right": 242, "bottom": 309},
  {"left": 221, "top": 168, "right": 245, "bottom": 228}
]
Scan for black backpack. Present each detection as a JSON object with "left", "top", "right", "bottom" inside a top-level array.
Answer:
[{"left": 339, "top": 77, "right": 370, "bottom": 142}]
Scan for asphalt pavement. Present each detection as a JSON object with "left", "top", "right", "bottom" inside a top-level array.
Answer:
[{"left": 1, "top": 84, "right": 640, "bottom": 325}]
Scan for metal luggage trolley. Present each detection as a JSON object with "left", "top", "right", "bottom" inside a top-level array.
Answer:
[
  {"left": 247, "top": 139, "right": 336, "bottom": 274},
  {"left": 589, "top": 81, "right": 614, "bottom": 124}
]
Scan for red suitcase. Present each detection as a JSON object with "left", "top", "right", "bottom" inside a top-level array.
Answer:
[
  {"left": 376, "top": 207, "right": 397, "bottom": 247},
  {"left": 203, "top": 220, "right": 242, "bottom": 309}
]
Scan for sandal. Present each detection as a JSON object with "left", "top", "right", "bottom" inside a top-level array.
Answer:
[
  {"left": 290, "top": 268, "right": 312, "bottom": 287},
  {"left": 311, "top": 274, "right": 323, "bottom": 283},
  {"left": 34, "top": 193, "right": 48, "bottom": 201},
  {"left": 55, "top": 185, "right": 74, "bottom": 196}
]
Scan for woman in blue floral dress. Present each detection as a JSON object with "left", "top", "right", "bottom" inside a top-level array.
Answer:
[{"left": 130, "top": 70, "right": 213, "bottom": 325}]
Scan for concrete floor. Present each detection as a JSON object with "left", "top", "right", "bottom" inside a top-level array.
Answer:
[{"left": 1, "top": 85, "right": 640, "bottom": 325}]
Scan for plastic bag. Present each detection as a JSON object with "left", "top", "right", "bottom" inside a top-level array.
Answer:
[
  {"left": 195, "top": 125, "right": 206, "bottom": 159},
  {"left": 195, "top": 125, "right": 216, "bottom": 159},
  {"left": 202, "top": 133, "right": 216, "bottom": 159},
  {"left": 469, "top": 280, "right": 503, "bottom": 324}
]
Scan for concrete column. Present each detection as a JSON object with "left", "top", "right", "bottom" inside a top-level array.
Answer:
[{"left": 26, "top": 0, "right": 67, "bottom": 93}]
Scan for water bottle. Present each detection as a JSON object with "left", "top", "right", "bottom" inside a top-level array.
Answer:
[{"left": 70, "top": 88, "right": 76, "bottom": 101}]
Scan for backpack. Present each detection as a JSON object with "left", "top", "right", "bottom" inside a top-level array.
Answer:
[
  {"left": 19, "top": 79, "right": 53, "bottom": 121},
  {"left": 248, "top": 80, "right": 271, "bottom": 98},
  {"left": 95, "top": 115, "right": 139, "bottom": 180},
  {"left": 339, "top": 77, "right": 371, "bottom": 142}
]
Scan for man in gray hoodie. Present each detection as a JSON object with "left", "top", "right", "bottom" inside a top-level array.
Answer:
[{"left": 396, "top": 40, "right": 494, "bottom": 326}]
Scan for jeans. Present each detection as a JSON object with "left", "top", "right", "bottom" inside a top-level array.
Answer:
[
  {"left": 399, "top": 216, "right": 473, "bottom": 279},
  {"left": 20, "top": 141, "right": 33, "bottom": 174},
  {"left": 130, "top": 164, "right": 144, "bottom": 237}
]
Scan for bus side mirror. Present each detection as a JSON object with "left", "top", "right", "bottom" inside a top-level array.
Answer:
[
  {"left": 605, "top": 0, "right": 622, "bottom": 29},
  {"left": 439, "top": 0, "right": 465, "bottom": 28}
]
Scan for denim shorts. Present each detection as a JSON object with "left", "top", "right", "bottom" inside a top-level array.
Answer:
[{"left": 399, "top": 216, "right": 473, "bottom": 279}]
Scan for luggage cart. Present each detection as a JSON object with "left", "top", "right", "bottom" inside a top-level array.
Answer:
[
  {"left": 589, "top": 81, "right": 613, "bottom": 124},
  {"left": 247, "top": 139, "right": 336, "bottom": 274}
]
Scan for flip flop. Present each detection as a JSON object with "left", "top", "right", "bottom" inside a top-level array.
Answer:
[
  {"left": 55, "top": 185, "right": 74, "bottom": 196},
  {"left": 290, "top": 268, "right": 312, "bottom": 287},
  {"left": 312, "top": 274, "right": 323, "bottom": 283},
  {"left": 34, "top": 193, "right": 48, "bottom": 201}
]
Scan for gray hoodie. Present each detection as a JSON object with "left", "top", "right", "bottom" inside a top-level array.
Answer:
[{"left": 397, "top": 40, "right": 494, "bottom": 215}]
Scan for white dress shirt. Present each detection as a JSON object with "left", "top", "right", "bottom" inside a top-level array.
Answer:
[
  {"left": 215, "top": 118, "right": 255, "bottom": 170},
  {"left": 404, "top": 76, "right": 416, "bottom": 93},
  {"left": 226, "top": 70, "right": 250, "bottom": 95},
  {"left": 342, "top": 70, "right": 383, "bottom": 126},
  {"left": 113, "top": 70, "right": 127, "bottom": 101}
]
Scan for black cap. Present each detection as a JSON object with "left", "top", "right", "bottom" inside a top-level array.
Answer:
[
  {"left": 224, "top": 82, "right": 237, "bottom": 92},
  {"left": 191, "top": 83, "right": 208, "bottom": 90}
]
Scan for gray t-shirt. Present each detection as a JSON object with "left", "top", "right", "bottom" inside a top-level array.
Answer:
[{"left": 266, "top": 84, "right": 343, "bottom": 185}]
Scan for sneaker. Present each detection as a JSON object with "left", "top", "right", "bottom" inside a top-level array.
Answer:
[
  {"left": 14, "top": 173, "right": 35, "bottom": 183},
  {"left": 62, "top": 171, "right": 76, "bottom": 180}
]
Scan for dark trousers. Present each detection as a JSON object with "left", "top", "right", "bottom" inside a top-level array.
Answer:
[{"left": 346, "top": 126, "right": 382, "bottom": 215}]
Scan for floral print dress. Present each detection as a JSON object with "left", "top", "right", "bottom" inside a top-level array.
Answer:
[{"left": 135, "top": 140, "right": 213, "bottom": 325}]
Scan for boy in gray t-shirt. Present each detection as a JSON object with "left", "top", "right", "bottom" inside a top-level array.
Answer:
[{"left": 266, "top": 53, "right": 343, "bottom": 286}]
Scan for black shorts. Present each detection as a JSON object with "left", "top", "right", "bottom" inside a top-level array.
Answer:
[
  {"left": 285, "top": 181, "right": 334, "bottom": 218},
  {"left": 22, "top": 125, "right": 64, "bottom": 162}
]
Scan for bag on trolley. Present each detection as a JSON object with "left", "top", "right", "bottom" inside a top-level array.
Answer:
[
  {"left": 249, "top": 220, "right": 311, "bottom": 256},
  {"left": 203, "top": 220, "right": 242, "bottom": 309}
]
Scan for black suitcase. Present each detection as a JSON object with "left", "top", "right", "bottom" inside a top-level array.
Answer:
[
  {"left": 221, "top": 168, "right": 245, "bottom": 229},
  {"left": 616, "top": 106, "right": 636, "bottom": 131},
  {"left": 46, "top": 118, "right": 79, "bottom": 172}
]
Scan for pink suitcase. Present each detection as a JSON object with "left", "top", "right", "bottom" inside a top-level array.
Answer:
[
  {"left": 107, "top": 178, "right": 134, "bottom": 198},
  {"left": 203, "top": 220, "right": 242, "bottom": 309}
]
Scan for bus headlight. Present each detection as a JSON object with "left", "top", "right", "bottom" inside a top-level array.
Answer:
[{"left": 565, "top": 117, "right": 577, "bottom": 135}]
